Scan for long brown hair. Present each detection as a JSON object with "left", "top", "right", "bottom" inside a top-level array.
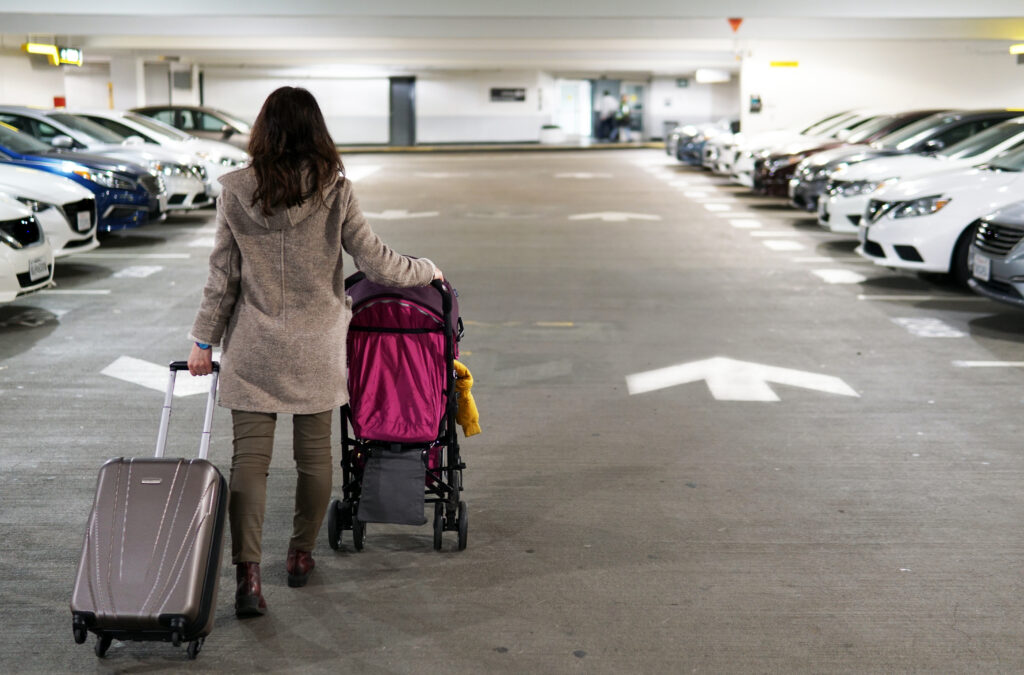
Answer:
[{"left": 248, "top": 87, "right": 344, "bottom": 216}]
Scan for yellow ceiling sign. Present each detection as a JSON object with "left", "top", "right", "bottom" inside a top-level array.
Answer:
[
  {"left": 1010, "top": 44, "right": 1024, "bottom": 55},
  {"left": 21, "top": 43, "right": 83, "bottom": 66},
  {"left": 770, "top": 61, "right": 799, "bottom": 68}
]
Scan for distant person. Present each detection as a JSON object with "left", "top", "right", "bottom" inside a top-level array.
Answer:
[
  {"left": 595, "top": 90, "right": 618, "bottom": 141},
  {"left": 616, "top": 94, "right": 633, "bottom": 143},
  {"left": 187, "top": 86, "right": 442, "bottom": 619}
]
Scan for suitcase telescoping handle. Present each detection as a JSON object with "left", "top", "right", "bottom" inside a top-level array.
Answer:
[{"left": 155, "top": 361, "right": 221, "bottom": 461}]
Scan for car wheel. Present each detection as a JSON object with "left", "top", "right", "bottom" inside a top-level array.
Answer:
[{"left": 951, "top": 224, "right": 979, "bottom": 287}]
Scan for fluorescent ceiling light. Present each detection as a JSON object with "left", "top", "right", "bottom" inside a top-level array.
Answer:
[{"left": 695, "top": 69, "right": 730, "bottom": 84}]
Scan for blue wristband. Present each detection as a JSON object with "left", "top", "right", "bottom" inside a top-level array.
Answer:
[{"left": 195, "top": 342, "right": 211, "bottom": 350}]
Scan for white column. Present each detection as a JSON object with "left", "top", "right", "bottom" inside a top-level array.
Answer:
[{"left": 109, "top": 55, "right": 145, "bottom": 109}]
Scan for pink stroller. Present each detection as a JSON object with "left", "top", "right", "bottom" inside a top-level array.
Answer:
[{"left": 326, "top": 271, "right": 468, "bottom": 551}]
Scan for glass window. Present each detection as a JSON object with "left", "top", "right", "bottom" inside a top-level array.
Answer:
[
  {"left": 875, "top": 114, "right": 954, "bottom": 150},
  {"left": 939, "top": 121, "right": 1024, "bottom": 159},
  {"left": 152, "top": 110, "right": 177, "bottom": 127},
  {"left": 48, "top": 114, "right": 128, "bottom": 144},
  {"left": 197, "top": 112, "right": 228, "bottom": 132},
  {"left": 178, "top": 110, "right": 198, "bottom": 130},
  {"left": 800, "top": 111, "right": 850, "bottom": 135},
  {"left": 0, "top": 113, "right": 33, "bottom": 135},
  {"left": 988, "top": 144, "right": 1024, "bottom": 171},
  {"left": 211, "top": 109, "right": 251, "bottom": 133},
  {"left": 0, "top": 122, "right": 54, "bottom": 154},
  {"left": 844, "top": 116, "right": 896, "bottom": 144},
  {"left": 83, "top": 116, "right": 158, "bottom": 142},
  {"left": 124, "top": 113, "right": 191, "bottom": 140},
  {"left": 33, "top": 120, "right": 62, "bottom": 142}
]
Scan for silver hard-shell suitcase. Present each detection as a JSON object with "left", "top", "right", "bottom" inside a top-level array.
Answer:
[{"left": 70, "top": 361, "right": 226, "bottom": 660}]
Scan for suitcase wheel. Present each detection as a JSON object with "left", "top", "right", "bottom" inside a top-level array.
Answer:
[
  {"left": 95, "top": 634, "right": 112, "bottom": 658},
  {"left": 187, "top": 638, "right": 204, "bottom": 660},
  {"left": 73, "top": 625, "right": 87, "bottom": 644}
]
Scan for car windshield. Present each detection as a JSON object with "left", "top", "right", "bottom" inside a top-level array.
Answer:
[
  {"left": 986, "top": 144, "right": 1024, "bottom": 171},
  {"left": 800, "top": 111, "right": 850, "bottom": 135},
  {"left": 938, "top": 121, "right": 1024, "bottom": 159},
  {"left": 48, "top": 113, "right": 127, "bottom": 144},
  {"left": 0, "top": 122, "right": 53, "bottom": 154},
  {"left": 843, "top": 116, "right": 896, "bottom": 144},
  {"left": 124, "top": 113, "right": 192, "bottom": 141},
  {"left": 873, "top": 114, "right": 954, "bottom": 150},
  {"left": 213, "top": 110, "right": 252, "bottom": 133},
  {"left": 804, "top": 113, "right": 860, "bottom": 136}
]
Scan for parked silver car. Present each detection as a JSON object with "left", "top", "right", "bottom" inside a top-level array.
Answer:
[{"left": 967, "top": 200, "right": 1024, "bottom": 308}]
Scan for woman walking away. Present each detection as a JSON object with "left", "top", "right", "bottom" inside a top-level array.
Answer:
[{"left": 187, "top": 87, "right": 443, "bottom": 618}]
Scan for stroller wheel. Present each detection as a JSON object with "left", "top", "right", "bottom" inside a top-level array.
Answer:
[
  {"left": 432, "top": 502, "right": 444, "bottom": 551},
  {"left": 327, "top": 499, "right": 343, "bottom": 551},
  {"left": 456, "top": 501, "right": 468, "bottom": 551},
  {"left": 352, "top": 515, "right": 365, "bottom": 551}
]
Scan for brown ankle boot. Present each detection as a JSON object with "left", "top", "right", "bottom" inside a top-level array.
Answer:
[
  {"left": 286, "top": 549, "right": 315, "bottom": 588},
  {"left": 235, "top": 562, "right": 267, "bottom": 618}
]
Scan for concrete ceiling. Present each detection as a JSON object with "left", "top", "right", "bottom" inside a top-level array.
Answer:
[{"left": 2, "top": 2, "right": 1023, "bottom": 75}]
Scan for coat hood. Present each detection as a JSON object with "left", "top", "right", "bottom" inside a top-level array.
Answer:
[{"left": 218, "top": 166, "right": 340, "bottom": 231}]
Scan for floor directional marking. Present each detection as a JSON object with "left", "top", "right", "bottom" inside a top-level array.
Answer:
[
  {"left": 729, "top": 219, "right": 762, "bottom": 229},
  {"left": 568, "top": 212, "right": 661, "bottom": 222},
  {"left": 762, "top": 240, "right": 805, "bottom": 252},
  {"left": 101, "top": 355, "right": 221, "bottom": 396},
  {"left": 75, "top": 253, "right": 190, "bottom": 260},
  {"left": 750, "top": 231, "right": 802, "bottom": 237},
  {"left": 794, "top": 257, "right": 836, "bottom": 263},
  {"left": 344, "top": 165, "right": 382, "bottom": 181},
  {"left": 188, "top": 237, "right": 216, "bottom": 247},
  {"left": 626, "top": 357, "right": 859, "bottom": 401},
  {"left": 555, "top": 172, "right": 612, "bottom": 179},
  {"left": 364, "top": 210, "right": 440, "bottom": 220},
  {"left": 812, "top": 269, "right": 867, "bottom": 284},
  {"left": 684, "top": 191, "right": 709, "bottom": 199},
  {"left": 953, "top": 361, "right": 1024, "bottom": 367},
  {"left": 858, "top": 294, "right": 988, "bottom": 302},
  {"left": 39, "top": 289, "right": 111, "bottom": 295},
  {"left": 113, "top": 266, "right": 163, "bottom": 279},
  {"left": 704, "top": 203, "right": 731, "bottom": 212},
  {"left": 892, "top": 318, "right": 966, "bottom": 338}
]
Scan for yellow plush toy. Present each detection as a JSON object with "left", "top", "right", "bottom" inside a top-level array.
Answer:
[{"left": 453, "top": 360, "right": 481, "bottom": 437}]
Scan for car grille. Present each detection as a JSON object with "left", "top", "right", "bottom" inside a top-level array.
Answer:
[
  {"left": 139, "top": 174, "right": 164, "bottom": 195},
  {"left": 974, "top": 219, "right": 1024, "bottom": 257},
  {"left": 61, "top": 198, "right": 96, "bottom": 233},
  {"left": 0, "top": 215, "right": 43, "bottom": 247},
  {"left": 17, "top": 265, "right": 51, "bottom": 288}
]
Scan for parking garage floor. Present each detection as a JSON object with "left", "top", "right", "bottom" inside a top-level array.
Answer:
[{"left": 3, "top": 149, "right": 1024, "bottom": 673}]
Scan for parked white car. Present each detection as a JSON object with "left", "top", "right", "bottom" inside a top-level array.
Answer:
[
  {"left": 856, "top": 146, "right": 1024, "bottom": 283},
  {"left": 0, "top": 194, "right": 54, "bottom": 303},
  {"left": 0, "top": 107, "right": 211, "bottom": 212},
  {"left": 0, "top": 164, "right": 97, "bottom": 257},
  {"left": 68, "top": 110, "right": 248, "bottom": 198},
  {"left": 819, "top": 117, "right": 1024, "bottom": 234}
]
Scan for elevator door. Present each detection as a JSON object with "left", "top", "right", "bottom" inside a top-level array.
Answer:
[{"left": 390, "top": 77, "right": 416, "bottom": 146}]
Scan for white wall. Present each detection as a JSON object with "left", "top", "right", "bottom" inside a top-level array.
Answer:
[
  {"left": 0, "top": 50, "right": 66, "bottom": 107},
  {"left": 646, "top": 76, "right": 740, "bottom": 138},
  {"left": 64, "top": 63, "right": 111, "bottom": 109},
  {"left": 739, "top": 40, "right": 1024, "bottom": 133},
  {"left": 202, "top": 69, "right": 390, "bottom": 144},
  {"left": 417, "top": 71, "right": 551, "bottom": 143}
]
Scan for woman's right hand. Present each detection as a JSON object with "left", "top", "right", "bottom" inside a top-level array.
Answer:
[{"left": 188, "top": 343, "right": 214, "bottom": 376}]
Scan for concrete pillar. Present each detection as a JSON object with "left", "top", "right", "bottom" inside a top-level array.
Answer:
[{"left": 109, "top": 55, "right": 145, "bottom": 109}]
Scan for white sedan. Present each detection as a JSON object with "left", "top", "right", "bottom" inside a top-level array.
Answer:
[
  {"left": 0, "top": 194, "right": 55, "bottom": 303},
  {"left": 68, "top": 110, "right": 249, "bottom": 198},
  {"left": 819, "top": 118, "right": 1024, "bottom": 234},
  {"left": 0, "top": 163, "right": 98, "bottom": 257},
  {"left": 856, "top": 147, "right": 1024, "bottom": 283}
]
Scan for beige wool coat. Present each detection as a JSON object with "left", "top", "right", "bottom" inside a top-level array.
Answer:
[{"left": 190, "top": 167, "right": 434, "bottom": 414}]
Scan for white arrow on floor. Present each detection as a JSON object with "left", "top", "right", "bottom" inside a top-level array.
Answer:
[
  {"left": 102, "top": 355, "right": 221, "bottom": 397},
  {"left": 568, "top": 212, "right": 662, "bottom": 222},
  {"left": 364, "top": 210, "right": 440, "bottom": 220},
  {"left": 626, "top": 357, "right": 859, "bottom": 401},
  {"left": 555, "top": 172, "right": 612, "bottom": 179}
]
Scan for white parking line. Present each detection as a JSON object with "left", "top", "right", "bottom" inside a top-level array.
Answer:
[
  {"left": 762, "top": 240, "right": 806, "bottom": 252},
  {"left": 793, "top": 257, "right": 837, "bottom": 263},
  {"left": 39, "top": 289, "right": 111, "bottom": 295},
  {"left": 75, "top": 253, "right": 190, "bottom": 260},
  {"left": 953, "top": 361, "right": 1024, "bottom": 367},
  {"left": 750, "top": 231, "right": 802, "bottom": 237},
  {"left": 113, "top": 266, "right": 164, "bottom": 279},
  {"left": 188, "top": 237, "right": 216, "bottom": 247},
  {"left": 812, "top": 269, "right": 867, "bottom": 284},
  {"left": 684, "top": 191, "right": 709, "bottom": 198},
  {"left": 892, "top": 317, "right": 966, "bottom": 338},
  {"left": 704, "top": 203, "right": 731, "bottom": 212},
  {"left": 716, "top": 212, "right": 760, "bottom": 219},
  {"left": 729, "top": 219, "right": 762, "bottom": 229}
]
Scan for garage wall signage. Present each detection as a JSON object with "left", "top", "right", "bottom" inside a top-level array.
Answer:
[
  {"left": 490, "top": 88, "right": 526, "bottom": 102},
  {"left": 21, "top": 43, "right": 83, "bottom": 66}
]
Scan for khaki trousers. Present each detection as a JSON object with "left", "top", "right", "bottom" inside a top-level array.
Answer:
[{"left": 229, "top": 409, "right": 333, "bottom": 564}]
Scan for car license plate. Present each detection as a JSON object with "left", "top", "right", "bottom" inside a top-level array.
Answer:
[
  {"left": 76, "top": 211, "right": 91, "bottom": 232},
  {"left": 972, "top": 253, "right": 991, "bottom": 282},
  {"left": 28, "top": 256, "right": 48, "bottom": 282}
]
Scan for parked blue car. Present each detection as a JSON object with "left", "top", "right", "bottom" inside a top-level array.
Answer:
[{"left": 0, "top": 122, "right": 163, "bottom": 232}]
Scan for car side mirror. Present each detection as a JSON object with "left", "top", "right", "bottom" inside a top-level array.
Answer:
[
  {"left": 922, "top": 139, "right": 945, "bottom": 153},
  {"left": 50, "top": 134, "right": 75, "bottom": 149},
  {"left": 220, "top": 125, "right": 235, "bottom": 139}
]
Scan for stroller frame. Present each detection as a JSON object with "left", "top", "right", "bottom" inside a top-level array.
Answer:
[{"left": 326, "top": 274, "right": 468, "bottom": 552}]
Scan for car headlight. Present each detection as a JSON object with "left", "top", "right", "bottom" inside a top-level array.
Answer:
[
  {"left": 768, "top": 155, "right": 801, "bottom": 171},
  {"left": 890, "top": 195, "right": 952, "bottom": 219},
  {"left": 149, "top": 161, "right": 188, "bottom": 177},
  {"left": 14, "top": 197, "right": 53, "bottom": 213},
  {"left": 0, "top": 215, "right": 37, "bottom": 250},
  {"left": 220, "top": 155, "right": 247, "bottom": 167},
  {"left": 72, "top": 168, "right": 135, "bottom": 191}
]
